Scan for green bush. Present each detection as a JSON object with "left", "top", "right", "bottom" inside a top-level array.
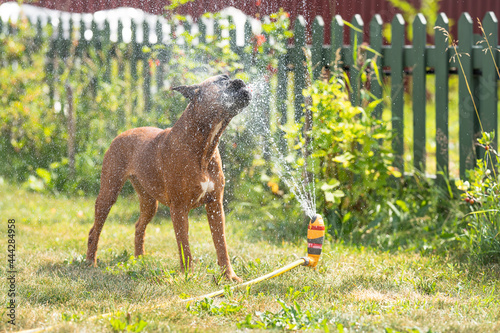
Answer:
[{"left": 0, "top": 20, "right": 65, "bottom": 185}]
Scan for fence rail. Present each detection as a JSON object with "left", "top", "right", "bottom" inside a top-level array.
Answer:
[{"left": 1, "top": 10, "right": 499, "bottom": 181}]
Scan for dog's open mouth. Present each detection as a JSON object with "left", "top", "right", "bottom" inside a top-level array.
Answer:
[{"left": 226, "top": 79, "right": 252, "bottom": 111}]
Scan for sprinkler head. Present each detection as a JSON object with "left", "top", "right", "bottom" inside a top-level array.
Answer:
[{"left": 304, "top": 214, "right": 325, "bottom": 268}]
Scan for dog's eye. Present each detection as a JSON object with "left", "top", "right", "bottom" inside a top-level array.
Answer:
[{"left": 216, "top": 75, "right": 229, "bottom": 86}]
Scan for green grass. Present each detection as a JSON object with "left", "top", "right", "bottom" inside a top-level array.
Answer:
[{"left": 1, "top": 181, "right": 499, "bottom": 332}]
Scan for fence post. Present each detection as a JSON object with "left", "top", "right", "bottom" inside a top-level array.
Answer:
[
  {"left": 369, "top": 14, "right": 383, "bottom": 119},
  {"left": 412, "top": 13, "right": 427, "bottom": 172},
  {"left": 391, "top": 14, "right": 405, "bottom": 174},
  {"left": 479, "top": 12, "right": 498, "bottom": 162},
  {"left": 293, "top": 15, "right": 306, "bottom": 122},
  {"left": 435, "top": 13, "right": 450, "bottom": 182},
  {"left": 458, "top": 13, "right": 476, "bottom": 178},
  {"left": 349, "top": 14, "right": 363, "bottom": 107},
  {"left": 312, "top": 16, "right": 324, "bottom": 81}
]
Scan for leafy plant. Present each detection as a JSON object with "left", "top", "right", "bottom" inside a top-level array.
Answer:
[
  {"left": 109, "top": 312, "right": 147, "bottom": 333},
  {"left": 187, "top": 297, "right": 243, "bottom": 316},
  {"left": 456, "top": 132, "right": 500, "bottom": 264},
  {"left": 300, "top": 76, "right": 399, "bottom": 237}
]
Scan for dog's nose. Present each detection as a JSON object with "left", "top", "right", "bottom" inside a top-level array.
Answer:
[{"left": 229, "top": 79, "right": 246, "bottom": 90}]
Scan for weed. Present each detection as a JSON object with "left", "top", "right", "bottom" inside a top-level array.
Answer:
[
  {"left": 108, "top": 312, "right": 147, "bottom": 333},
  {"left": 187, "top": 297, "right": 243, "bottom": 316},
  {"left": 237, "top": 299, "right": 331, "bottom": 330}
]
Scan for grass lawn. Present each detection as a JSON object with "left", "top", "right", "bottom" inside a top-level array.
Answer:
[{"left": 1, "top": 181, "right": 499, "bottom": 332}]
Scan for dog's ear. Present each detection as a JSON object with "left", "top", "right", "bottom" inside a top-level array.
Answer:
[{"left": 172, "top": 85, "right": 201, "bottom": 100}]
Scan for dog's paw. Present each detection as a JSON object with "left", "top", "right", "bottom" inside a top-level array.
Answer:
[{"left": 226, "top": 273, "right": 243, "bottom": 283}]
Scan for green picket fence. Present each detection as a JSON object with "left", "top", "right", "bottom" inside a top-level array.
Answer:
[{"left": 1, "top": 10, "right": 499, "bottom": 180}]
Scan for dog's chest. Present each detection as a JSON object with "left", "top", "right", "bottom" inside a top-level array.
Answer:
[{"left": 194, "top": 179, "right": 216, "bottom": 204}]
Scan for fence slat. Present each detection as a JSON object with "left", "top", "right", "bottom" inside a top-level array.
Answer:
[
  {"left": 412, "top": 13, "right": 427, "bottom": 172},
  {"left": 117, "top": 19, "right": 125, "bottom": 80},
  {"left": 458, "top": 13, "right": 477, "bottom": 178},
  {"left": 91, "top": 17, "right": 99, "bottom": 50},
  {"left": 435, "top": 13, "right": 450, "bottom": 182},
  {"left": 330, "top": 15, "right": 344, "bottom": 66},
  {"left": 480, "top": 12, "right": 498, "bottom": 159},
  {"left": 156, "top": 19, "right": 164, "bottom": 91},
  {"left": 243, "top": 18, "right": 252, "bottom": 70},
  {"left": 76, "top": 17, "right": 85, "bottom": 58},
  {"left": 369, "top": 14, "right": 383, "bottom": 119},
  {"left": 293, "top": 15, "right": 306, "bottom": 122},
  {"left": 391, "top": 14, "right": 405, "bottom": 173},
  {"left": 103, "top": 19, "right": 111, "bottom": 82},
  {"left": 349, "top": 14, "right": 363, "bottom": 106},
  {"left": 214, "top": 18, "right": 221, "bottom": 42},
  {"left": 228, "top": 17, "right": 237, "bottom": 53},
  {"left": 35, "top": 17, "right": 43, "bottom": 47},
  {"left": 56, "top": 15, "right": 64, "bottom": 58},
  {"left": 143, "top": 19, "right": 151, "bottom": 112},
  {"left": 198, "top": 18, "right": 206, "bottom": 44},
  {"left": 277, "top": 53, "right": 288, "bottom": 153},
  {"left": 131, "top": 20, "right": 138, "bottom": 80},
  {"left": 312, "top": 16, "right": 324, "bottom": 81}
]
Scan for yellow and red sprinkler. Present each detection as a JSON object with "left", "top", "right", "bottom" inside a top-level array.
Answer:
[{"left": 183, "top": 214, "right": 325, "bottom": 302}]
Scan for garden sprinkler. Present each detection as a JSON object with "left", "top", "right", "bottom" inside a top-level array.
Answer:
[
  {"left": 303, "top": 214, "right": 326, "bottom": 268},
  {"left": 182, "top": 214, "right": 326, "bottom": 302}
]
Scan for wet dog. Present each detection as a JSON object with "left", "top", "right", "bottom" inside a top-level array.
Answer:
[{"left": 86, "top": 75, "right": 251, "bottom": 281}]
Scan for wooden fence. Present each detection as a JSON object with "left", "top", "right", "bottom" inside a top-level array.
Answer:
[{"left": 1, "top": 11, "right": 499, "bottom": 180}]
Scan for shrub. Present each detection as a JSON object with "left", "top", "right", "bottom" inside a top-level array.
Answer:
[{"left": 302, "top": 77, "right": 399, "bottom": 237}]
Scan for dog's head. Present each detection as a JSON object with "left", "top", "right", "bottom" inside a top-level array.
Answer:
[{"left": 172, "top": 75, "right": 252, "bottom": 117}]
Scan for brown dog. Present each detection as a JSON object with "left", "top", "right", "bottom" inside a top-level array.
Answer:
[{"left": 86, "top": 75, "right": 251, "bottom": 281}]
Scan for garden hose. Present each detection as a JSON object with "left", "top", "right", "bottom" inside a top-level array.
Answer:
[
  {"left": 182, "top": 214, "right": 326, "bottom": 303},
  {"left": 16, "top": 215, "right": 325, "bottom": 333}
]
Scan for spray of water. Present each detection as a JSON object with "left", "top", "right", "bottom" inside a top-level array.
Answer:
[{"left": 244, "top": 77, "right": 317, "bottom": 219}]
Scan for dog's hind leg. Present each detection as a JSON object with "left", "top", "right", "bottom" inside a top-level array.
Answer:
[
  {"left": 86, "top": 157, "right": 127, "bottom": 266},
  {"left": 130, "top": 177, "right": 158, "bottom": 257}
]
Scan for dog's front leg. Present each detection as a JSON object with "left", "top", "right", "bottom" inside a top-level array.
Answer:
[
  {"left": 170, "top": 206, "right": 193, "bottom": 272},
  {"left": 206, "top": 200, "right": 242, "bottom": 282}
]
